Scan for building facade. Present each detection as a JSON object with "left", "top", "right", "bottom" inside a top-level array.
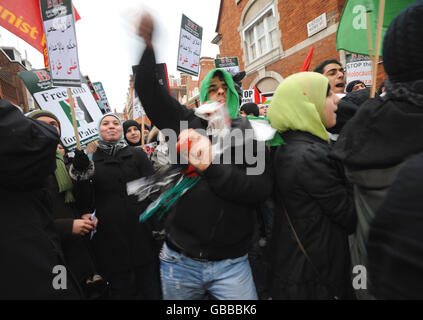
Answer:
[
  {"left": 212, "top": 0, "right": 385, "bottom": 96},
  {"left": 0, "top": 47, "right": 35, "bottom": 113}
]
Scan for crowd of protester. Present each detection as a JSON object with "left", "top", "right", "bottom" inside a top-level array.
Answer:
[{"left": 1, "top": 1, "right": 422, "bottom": 300}]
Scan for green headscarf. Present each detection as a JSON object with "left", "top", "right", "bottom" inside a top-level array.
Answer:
[
  {"left": 199, "top": 68, "right": 239, "bottom": 119},
  {"left": 267, "top": 72, "right": 330, "bottom": 142}
]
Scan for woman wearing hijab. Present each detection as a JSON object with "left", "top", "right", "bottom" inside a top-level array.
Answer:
[
  {"left": 123, "top": 120, "right": 142, "bottom": 146},
  {"left": 70, "top": 113, "right": 160, "bottom": 300},
  {"left": 266, "top": 72, "right": 356, "bottom": 300}
]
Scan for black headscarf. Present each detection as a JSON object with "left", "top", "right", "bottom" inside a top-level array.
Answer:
[{"left": 123, "top": 120, "right": 142, "bottom": 146}]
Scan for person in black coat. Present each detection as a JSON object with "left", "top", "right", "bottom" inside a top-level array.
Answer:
[
  {"left": 330, "top": 1, "right": 423, "bottom": 300},
  {"left": 0, "top": 99, "right": 81, "bottom": 299},
  {"left": 367, "top": 152, "right": 423, "bottom": 299},
  {"left": 27, "top": 110, "right": 101, "bottom": 299},
  {"left": 266, "top": 72, "right": 357, "bottom": 299},
  {"left": 70, "top": 113, "right": 160, "bottom": 300}
]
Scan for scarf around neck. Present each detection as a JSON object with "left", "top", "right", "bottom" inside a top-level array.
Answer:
[
  {"left": 55, "top": 150, "right": 75, "bottom": 203},
  {"left": 97, "top": 140, "right": 128, "bottom": 157}
]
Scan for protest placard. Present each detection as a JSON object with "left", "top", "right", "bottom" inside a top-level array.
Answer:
[
  {"left": 214, "top": 57, "right": 240, "bottom": 76},
  {"left": 40, "top": 0, "right": 81, "bottom": 87},
  {"left": 19, "top": 68, "right": 103, "bottom": 151},
  {"left": 176, "top": 14, "right": 202, "bottom": 76},
  {"left": 92, "top": 81, "right": 112, "bottom": 114}
]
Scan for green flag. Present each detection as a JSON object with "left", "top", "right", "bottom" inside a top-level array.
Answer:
[{"left": 336, "top": 0, "right": 417, "bottom": 56}]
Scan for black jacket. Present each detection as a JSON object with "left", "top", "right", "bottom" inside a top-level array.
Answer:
[
  {"left": 268, "top": 131, "right": 356, "bottom": 300},
  {"left": 134, "top": 47, "right": 273, "bottom": 260},
  {"left": 331, "top": 97, "right": 423, "bottom": 169},
  {"left": 46, "top": 173, "right": 96, "bottom": 284},
  {"left": 330, "top": 94, "right": 423, "bottom": 299},
  {"left": 328, "top": 88, "right": 371, "bottom": 135},
  {"left": 367, "top": 152, "right": 423, "bottom": 299},
  {"left": 87, "top": 146, "right": 156, "bottom": 277},
  {"left": 0, "top": 99, "right": 81, "bottom": 299}
]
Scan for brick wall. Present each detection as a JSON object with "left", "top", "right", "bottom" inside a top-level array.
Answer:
[{"left": 0, "top": 50, "right": 30, "bottom": 112}]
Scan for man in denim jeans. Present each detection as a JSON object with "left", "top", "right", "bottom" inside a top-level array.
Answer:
[{"left": 135, "top": 13, "right": 272, "bottom": 300}]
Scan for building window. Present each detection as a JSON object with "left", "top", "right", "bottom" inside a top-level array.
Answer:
[{"left": 244, "top": 7, "right": 277, "bottom": 63}]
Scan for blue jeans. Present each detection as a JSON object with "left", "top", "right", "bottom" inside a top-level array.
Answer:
[{"left": 160, "top": 242, "right": 258, "bottom": 300}]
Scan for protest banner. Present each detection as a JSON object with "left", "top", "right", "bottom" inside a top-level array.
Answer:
[
  {"left": 346, "top": 54, "right": 372, "bottom": 86},
  {"left": 241, "top": 89, "right": 254, "bottom": 105},
  {"left": 214, "top": 57, "right": 240, "bottom": 76},
  {"left": 336, "top": 0, "right": 417, "bottom": 97},
  {"left": 0, "top": 0, "right": 80, "bottom": 67},
  {"left": 40, "top": 0, "right": 81, "bottom": 87},
  {"left": 336, "top": 0, "right": 416, "bottom": 56},
  {"left": 176, "top": 14, "right": 202, "bottom": 76},
  {"left": 19, "top": 68, "right": 103, "bottom": 151},
  {"left": 93, "top": 81, "right": 112, "bottom": 113}
]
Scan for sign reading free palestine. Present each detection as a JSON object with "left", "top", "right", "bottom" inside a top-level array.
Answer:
[{"left": 19, "top": 69, "right": 103, "bottom": 151}]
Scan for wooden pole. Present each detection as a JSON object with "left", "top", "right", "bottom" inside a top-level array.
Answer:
[
  {"left": 371, "top": 0, "right": 385, "bottom": 98},
  {"left": 141, "top": 115, "right": 145, "bottom": 148},
  {"left": 67, "top": 88, "right": 81, "bottom": 150},
  {"left": 366, "top": 11, "right": 374, "bottom": 88}
]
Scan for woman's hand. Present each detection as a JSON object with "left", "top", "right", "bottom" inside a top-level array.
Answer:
[
  {"left": 72, "top": 219, "right": 95, "bottom": 236},
  {"left": 178, "top": 129, "right": 212, "bottom": 172},
  {"left": 72, "top": 149, "right": 90, "bottom": 171},
  {"left": 85, "top": 141, "right": 98, "bottom": 155},
  {"left": 82, "top": 213, "right": 98, "bottom": 229}
]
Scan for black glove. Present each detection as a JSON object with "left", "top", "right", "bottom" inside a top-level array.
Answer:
[{"left": 73, "top": 149, "right": 90, "bottom": 171}]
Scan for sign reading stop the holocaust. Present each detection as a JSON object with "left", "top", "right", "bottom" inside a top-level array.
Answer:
[
  {"left": 346, "top": 53, "right": 372, "bottom": 86},
  {"left": 241, "top": 89, "right": 254, "bottom": 105}
]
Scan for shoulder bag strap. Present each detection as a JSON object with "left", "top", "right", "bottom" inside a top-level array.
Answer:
[{"left": 282, "top": 204, "right": 340, "bottom": 300}]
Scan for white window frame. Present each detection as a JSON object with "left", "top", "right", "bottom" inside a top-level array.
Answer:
[{"left": 243, "top": 4, "right": 277, "bottom": 64}]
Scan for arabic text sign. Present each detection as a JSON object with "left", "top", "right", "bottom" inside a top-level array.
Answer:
[
  {"left": 177, "top": 14, "right": 202, "bottom": 77},
  {"left": 214, "top": 57, "right": 240, "bottom": 75},
  {"left": 40, "top": 0, "right": 81, "bottom": 87},
  {"left": 19, "top": 69, "right": 103, "bottom": 151}
]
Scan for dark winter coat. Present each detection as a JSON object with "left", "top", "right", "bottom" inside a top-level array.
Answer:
[
  {"left": 89, "top": 146, "right": 156, "bottom": 277},
  {"left": 0, "top": 99, "right": 81, "bottom": 299},
  {"left": 327, "top": 88, "right": 372, "bottom": 135},
  {"left": 331, "top": 96, "right": 423, "bottom": 299},
  {"left": 46, "top": 173, "right": 96, "bottom": 284},
  {"left": 367, "top": 152, "right": 423, "bottom": 299},
  {"left": 268, "top": 131, "right": 356, "bottom": 300},
  {"left": 134, "top": 47, "right": 273, "bottom": 260}
]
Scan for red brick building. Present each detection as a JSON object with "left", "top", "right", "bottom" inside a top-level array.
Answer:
[
  {"left": 0, "top": 47, "right": 35, "bottom": 113},
  {"left": 212, "top": 0, "right": 385, "bottom": 97}
]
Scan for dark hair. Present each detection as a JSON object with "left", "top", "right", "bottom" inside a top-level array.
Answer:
[
  {"left": 346, "top": 80, "right": 366, "bottom": 93},
  {"left": 212, "top": 70, "right": 225, "bottom": 81},
  {"left": 314, "top": 59, "right": 342, "bottom": 74},
  {"left": 240, "top": 103, "right": 259, "bottom": 117}
]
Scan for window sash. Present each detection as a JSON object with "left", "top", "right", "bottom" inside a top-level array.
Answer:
[{"left": 244, "top": 7, "right": 277, "bottom": 62}]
